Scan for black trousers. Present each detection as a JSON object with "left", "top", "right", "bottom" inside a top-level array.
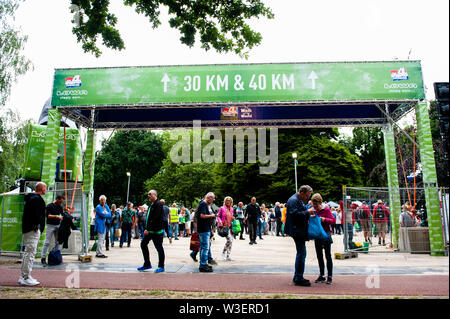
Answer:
[
  {"left": 141, "top": 232, "right": 165, "bottom": 268},
  {"left": 314, "top": 239, "right": 333, "bottom": 277},
  {"left": 248, "top": 220, "right": 257, "bottom": 242}
]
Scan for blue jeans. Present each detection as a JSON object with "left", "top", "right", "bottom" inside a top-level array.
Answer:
[
  {"left": 169, "top": 223, "right": 179, "bottom": 239},
  {"left": 198, "top": 231, "right": 212, "bottom": 266},
  {"left": 293, "top": 236, "right": 307, "bottom": 281}
]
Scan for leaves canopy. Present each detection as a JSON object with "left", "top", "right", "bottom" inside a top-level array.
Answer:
[{"left": 70, "top": 0, "right": 274, "bottom": 57}]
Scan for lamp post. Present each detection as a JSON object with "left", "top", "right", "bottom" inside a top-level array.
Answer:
[
  {"left": 126, "top": 172, "right": 131, "bottom": 203},
  {"left": 292, "top": 153, "right": 298, "bottom": 192}
]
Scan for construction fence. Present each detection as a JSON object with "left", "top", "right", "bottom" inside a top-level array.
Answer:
[{"left": 342, "top": 186, "right": 449, "bottom": 254}]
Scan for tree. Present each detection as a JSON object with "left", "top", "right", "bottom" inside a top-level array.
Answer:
[
  {"left": 69, "top": 0, "right": 274, "bottom": 57},
  {"left": 94, "top": 130, "right": 165, "bottom": 205},
  {"left": 0, "top": 107, "right": 31, "bottom": 192},
  {"left": 0, "top": 0, "right": 32, "bottom": 105}
]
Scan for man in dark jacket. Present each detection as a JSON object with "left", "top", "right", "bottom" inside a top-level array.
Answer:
[
  {"left": 285, "top": 185, "right": 315, "bottom": 287},
  {"left": 245, "top": 197, "right": 260, "bottom": 245},
  {"left": 20, "top": 182, "right": 47, "bottom": 286},
  {"left": 195, "top": 192, "right": 217, "bottom": 272},
  {"left": 138, "top": 190, "right": 165, "bottom": 273}
]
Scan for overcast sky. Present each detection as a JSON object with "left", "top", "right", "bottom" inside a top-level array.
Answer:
[{"left": 5, "top": 0, "right": 449, "bottom": 130}]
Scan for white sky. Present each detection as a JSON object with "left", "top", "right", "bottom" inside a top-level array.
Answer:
[{"left": 4, "top": 0, "right": 450, "bottom": 137}]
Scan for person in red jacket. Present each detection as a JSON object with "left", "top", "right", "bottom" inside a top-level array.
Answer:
[
  {"left": 311, "top": 193, "right": 336, "bottom": 285},
  {"left": 373, "top": 200, "right": 390, "bottom": 246}
]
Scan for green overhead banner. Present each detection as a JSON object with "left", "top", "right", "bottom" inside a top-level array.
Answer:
[
  {"left": 23, "top": 124, "right": 83, "bottom": 182},
  {"left": 51, "top": 61, "right": 425, "bottom": 107}
]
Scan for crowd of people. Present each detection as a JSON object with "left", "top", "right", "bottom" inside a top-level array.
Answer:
[{"left": 18, "top": 180, "right": 423, "bottom": 287}]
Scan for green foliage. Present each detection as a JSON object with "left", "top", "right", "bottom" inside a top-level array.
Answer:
[
  {"left": 339, "top": 127, "right": 385, "bottom": 186},
  {"left": 93, "top": 130, "right": 165, "bottom": 205},
  {"left": 69, "top": 0, "right": 274, "bottom": 58},
  {"left": 0, "top": 107, "right": 32, "bottom": 192},
  {"left": 0, "top": 0, "right": 32, "bottom": 105}
]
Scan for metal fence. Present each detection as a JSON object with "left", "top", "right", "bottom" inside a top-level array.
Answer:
[
  {"left": 342, "top": 186, "right": 449, "bottom": 254},
  {"left": 0, "top": 183, "right": 87, "bottom": 257}
]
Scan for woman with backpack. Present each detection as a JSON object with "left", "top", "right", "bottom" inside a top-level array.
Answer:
[{"left": 217, "top": 196, "right": 235, "bottom": 261}]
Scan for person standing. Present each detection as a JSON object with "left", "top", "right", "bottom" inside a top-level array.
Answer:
[
  {"left": 234, "top": 202, "right": 246, "bottom": 240},
  {"left": 245, "top": 197, "right": 260, "bottom": 245},
  {"left": 358, "top": 202, "right": 372, "bottom": 244},
  {"left": 19, "top": 182, "right": 47, "bottom": 286},
  {"left": 169, "top": 203, "right": 180, "bottom": 241},
  {"left": 311, "top": 193, "right": 335, "bottom": 285},
  {"left": 195, "top": 192, "right": 217, "bottom": 272},
  {"left": 373, "top": 200, "right": 390, "bottom": 246},
  {"left": 120, "top": 202, "right": 134, "bottom": 248},
  {"left": 41, "top": 195, "right": 65, "bottom": 265},
  {"left": 335, "top": 208, "right": 342, "bottom": 235},
  {"left": 184, "top": 207, "right": 191, "bottom": 237},
  {"left": 109, "top": 204, "right": 119, "bottom": 247},
  {"left": 138, "top": 190, "right": 165, "bottom": 273},
  {"left": 285, "top": 185, "right": 315, "bottom": 287},
  {"left": 95, "top": 195, "right": 111, "bottom": 258},
  {"left": 217, "top": 196, "right": 235, "bottom": 261},
  {"left": 275, "top": 202, "right": 282, "bottom": 236}
]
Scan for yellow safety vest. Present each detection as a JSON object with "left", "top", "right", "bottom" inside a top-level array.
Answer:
[{"left": 169, "top": 207, "right": 179, "bottom": 223}]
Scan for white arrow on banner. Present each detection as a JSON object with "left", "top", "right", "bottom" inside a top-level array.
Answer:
[
  {"left": 161, "top": 73, "right": 171, "bottom": 93},
  {"left": 308, "top": 71, "right": 318, "bottom": 90}
]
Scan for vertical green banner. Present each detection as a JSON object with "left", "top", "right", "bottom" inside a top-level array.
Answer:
[
  {"left": 383, "top": 125, "right": 401, "bottom": 248},
  {"left": 82, "top": 129, "right": 96, "bottom": 230},
  {"left": 0, "top": 195, "right": 25, "bottom": 252},
  {"left": 416, "top": 101, "right": 444, "bottom": 256}
]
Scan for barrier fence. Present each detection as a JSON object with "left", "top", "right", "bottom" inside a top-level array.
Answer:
[
  {"left": 342, "top": 186, "right": 448, "bottom": 254},
  {"left": 0, "top": 184, "right": 86, "bottom": 258}
]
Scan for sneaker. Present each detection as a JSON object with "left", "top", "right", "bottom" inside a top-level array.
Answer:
[
  {"left": 315, "top": 276, "right": 326, "bottom": 283},
  {"left": 20, "top": 277, "right": 39, "bottom": 286},
  {"left": 169, "top": 238, "right": 172, "bottom": 244},
  {"left": 226, "top": 256, "right": 232, "bottom": 261},
  {"left": 175, "top": 238, "right": 179, "bottom": 240},
  {"left": 41, "top": 258, "right": 47, "bottom": 265},
  {"left": 190, "top": 252, "right": 198, "bottom": 262},
  {"left": 326, "top": 277, "right": 333, "bottom": 285},
  {"left": 199, "top": 265, "right": 213, "bottom": 273},
  {"left": 154, "top": 267, "right": 165, "bottom": 273},
  {"left": 208, "top": 259, "right": 217, "bottom": 265},
  {"left": 249, "top": 241, "right": 253, "bottom": 245},
  {"left": 294, "top": 279, "right": 311, "bottom": 287},
  {"left": 137, "top": 265, "right": 152, "bottom": 272},
  {"left": 222, "top": 252, "right": 227, "bottom": 260},
  {"left": 95, "top": 254, "right": 108, "bottom": 258}
]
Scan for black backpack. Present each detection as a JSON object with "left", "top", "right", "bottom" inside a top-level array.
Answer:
[
  {"left": 48, "top": 248, "right": 62, "bottom": 266},
  {"left": 375, "top": 205, "right": 385, "bottom": 220}
]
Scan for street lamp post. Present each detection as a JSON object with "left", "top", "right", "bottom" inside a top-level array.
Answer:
[
  {"left": 292, "top": 153, "right": 298, "bottom": 192},
  {"left": 126, "top": 172, "right": 131, "bottom": 203}
]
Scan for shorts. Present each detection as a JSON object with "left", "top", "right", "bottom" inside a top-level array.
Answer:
[
  {"left": 360, "top": 220, "right": 371, "bottom": 232},
  {"left": 375, "top": 222, "right": 387, "bottom": 234}
]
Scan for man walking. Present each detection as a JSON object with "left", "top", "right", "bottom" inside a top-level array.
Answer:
[
  {"left": 41, "top": 195, "right": 65, "bottom": 265},
  {"left": 285, "top": 185, "right": 315, "bottom": 287},
  {"left": 95, "top": 195, "right": 111, "bottom": 258},
  {"left": 138, "top": 190, "right": 165, "bottom": 273},
  {"left": 245, "top": 197, "right": 260, "bottom": 245},
  {"left": 19, "top": 182, "right": 47, "bottom": 286},
  {"left": 120, "top": 202, "right": 134, "bottom": 248},
  {"left": 195, "top": 192, "right": 217, "bottom": 272}
]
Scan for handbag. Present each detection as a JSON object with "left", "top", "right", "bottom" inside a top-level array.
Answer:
[
  {"left": 116, "top": 228, "right": 122, "bottom": 238},
  {"left": 190, "top": 232, "right": 200, "bottom": 252},
  {"left": 218, "top": 226, "right": 229, "bottom": 237},
  {"left": 307, "top": 213, "right": 330, "bottom": 241},
  {"left": 231, "top": 219, "right": 241, "bottom": 234}
]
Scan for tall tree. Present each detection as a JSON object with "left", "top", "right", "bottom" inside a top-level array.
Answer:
[
  {"left": 69, "top": 0, "right": 274, "bottom": 57},
  {"left": 94, "top": 130, "right": 165, "bottom": 205},
  {"left": 0, "top": 107, "right": 31, "bottom": 192},
  {"left": 0, "top": 0, "right": 32, "bottom": 105}
]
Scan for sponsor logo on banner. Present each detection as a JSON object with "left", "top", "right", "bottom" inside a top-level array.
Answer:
[
  {"left": 221, "top": 106, "right": 238, "bottom": 120},
  {"left": 65, "top": 75, "right": 82, "bottom": 88},
  {"left": 390, "top": 68, "right": 409, "bottom": 81}
]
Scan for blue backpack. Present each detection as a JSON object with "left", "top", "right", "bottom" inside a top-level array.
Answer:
[{"left": 48, "top": 248, "right": 62, "bottom": 266}]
